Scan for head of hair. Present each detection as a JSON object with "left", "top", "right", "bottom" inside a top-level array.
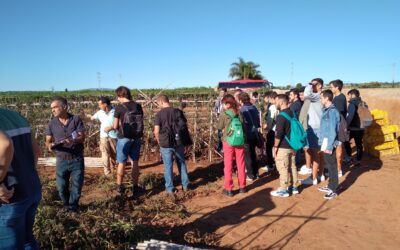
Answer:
[
  {"left": 221, "top": 94, "right": 238, "bottom": 114},
  {"left": 157, "top": 94, "right": 169, "bottom": 103},
  {"left": 289, "top": 88, "right": 300, "bottom": 98},
  {"left": 98, "top": 96, "right": 111, "bottom": 106},
  {"left": 299, "top": 86, "right": 306, "bottom": 93},
  {"left": 252, "top": 91, "right": 259, "bottom": 98},
  {"left": 312, "top": 78, "right": 324, "bottom": 87},
  {"left": 52, "top": 96, "right": 68, "bottom": 109},
  {"left": 276, "top": 94, "right": 289, "bottom": 105},
  {"left": 347, "top": 89, "right": 360, "bottom": 97},
  {"left": 115, "top": 86, "right": 132, "bottom": 100},
  {"left": 239, "top": 92, "right": 251, "bottom": 103},
  {"left": 330, "top": 79, "right": 344, "bottom": 91},
  {"left": 321, "top": 89, "right": 334, "bottom": 101},
  {"left": 266, "top": 91, "right": 278, "bottom": 99}
]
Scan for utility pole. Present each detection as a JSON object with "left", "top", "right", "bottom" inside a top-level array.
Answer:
[
  {"left": 97, "top": 72, "right": 101, "bottom": 89},
  {"left": 392, "top": 63, "right": 396, "bottom": 88}
]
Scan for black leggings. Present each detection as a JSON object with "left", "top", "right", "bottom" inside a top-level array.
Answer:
[{"left": 344, "top": 130, "right": 364, "bottom": 161}]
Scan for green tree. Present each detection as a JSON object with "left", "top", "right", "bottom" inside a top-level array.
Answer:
[{"left": 229, "top": 57, "right": 264, "bottom": 80}]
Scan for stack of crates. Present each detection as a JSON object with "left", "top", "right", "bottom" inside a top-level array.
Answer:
[{"left": 364, "top": 109, "right": 399, "bottom": 158}]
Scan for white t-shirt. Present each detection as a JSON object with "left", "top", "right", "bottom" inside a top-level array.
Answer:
[{"left": 92, "top": 109, "right": 118, "bottom": 138}]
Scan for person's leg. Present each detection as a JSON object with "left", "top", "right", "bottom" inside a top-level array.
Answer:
[
  {"left": 116, "top": 138, "right": 129, "bottom": 187},
  {"left": 0, "top": 199, "right": 29, "bottom": 249},
  {"left": 325, "top": 150, "right": 338, "bottom": 193},
  {"left": 354, "top": 130, "right": 364, "bottom": 161},
  {"left": 175, "top": 145, "right": 190, "bottom": 190},
  {"left": 222, "top": 141, "right": 234, "bottom": 191},
  {"left": 305, "top": 148, "right": 312, "bottom": 168},
  {"left": 55, "top": 158, "right": 71, "bottom": 207},
  {"left": 235, "top": 146, "right": 246, "bottom": 189},
  {"left": 160, "top": 147, "right": 174, "bottom": 192},
  {"left": 266, "top": 130, "right": 275, "bottom": 168},
  {"left": 244, "top": 143, "right": 255, "bottom": 179},
  {"left": 23, "top": 195, "right": 41, "bottom": 250},
  {"left": 311, "top": 149, "right": 319, "bottom": 181},
  {"left": 129, "top": 139, "right": 142, "bottom": 186},
  {"left": 344, "top": 131, "right": 355, "bottom": 158},
  {"left": 276, "top": 148, "right": 290, "bottom": 189},
  {"left": 109, "top": 138, "right": 117, "bottom": 169},
  {"left": 336, "top": 143, "right": 343, "bottom": 173},
  {"left": 250, "top": 142, "right": 258, "bottom": 177},
  {"left": 289, "top": 150, "right": 298, "bottom": 188},
  {"left": 100, "top": 138, "right": 111, "bottom": 175},
  {"left": 69, "top": 157, "right": 85, "bottom": 211}
]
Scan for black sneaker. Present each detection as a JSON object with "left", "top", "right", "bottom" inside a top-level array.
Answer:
[
  {"left": 117, "top": 185, "right": 125, "bottom": 194},
  {"left": 324, "top": 192, "right": 338, "bottom": 200},
  {"left": 239, "top": 188, "right": 247, "bottom": 193},
  {"left": 132, "top": 185, "right": 146, "bottom": 196},
  {"left": 222, "top": 189, "right": 233, "bottom": 197}
]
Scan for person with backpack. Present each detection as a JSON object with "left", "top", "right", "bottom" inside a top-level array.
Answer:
[
  {"left": 113, "top": 86, "right": 145, "bottom": 195},
  {"left": 330, "top": 80, "right": 348, "bottom": 177},
  {"left": 318, "top": 90, "right": 341, "bottom": 199},
  {"left": 217, "top": 94, "right": 246, "bottom": 197},
  {"left": 238, "top": 92, "right": 261, "bottom": 181},
  {"left": 154, "top": 94, "right": 191, "bottom": 194},
  {"left": 344, "top": 89, "right": 369, "bottom": 166},
  {"left": 270, "top": 95, "right": 302, "bottom": 197}
]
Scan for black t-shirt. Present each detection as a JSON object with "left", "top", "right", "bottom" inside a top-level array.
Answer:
[
  {"left": 275, "top": 108, "right": 294, "bottom": 149},
  {"left": 289, "top": 100, "right": 302, "bottom": 119},
  {"left": 114, "top": 101, "right": 144, "bottom": 135},
  {"left": 333, "top": 93, "right": 347, "bottom": 118}
]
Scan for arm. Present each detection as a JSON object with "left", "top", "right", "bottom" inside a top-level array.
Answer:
[
  {"left": 216, "top": 112, "right": 226, "bottom": 130},
  {"left": 325, "top": 110, "right": 340, "bottom": 152},
  {"left": 45, "top": 135, "right": 54, "bottom": 152},
  {"left": 346, "top": 103, "right": 355, "bottom": 126},
  {"left": 0, "top": 131, "right": 15, "bottom": 203},
  {"left": 154, "top": 125, "right": 160, "bottom": 144},
  {"left": 304, "top": 84, "right": 320, "bottom": 102}
]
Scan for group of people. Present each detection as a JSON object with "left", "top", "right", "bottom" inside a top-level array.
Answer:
[
  {"left": 0, "top": 80, "right": 368, "bottom": 248},
  {"left": 214, "top": 78, "right": 368, "bottom": 200}
]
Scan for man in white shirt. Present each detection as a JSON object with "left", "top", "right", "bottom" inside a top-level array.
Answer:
[{"left": 91, "top": 97, "right": 118, "bottom": 176}]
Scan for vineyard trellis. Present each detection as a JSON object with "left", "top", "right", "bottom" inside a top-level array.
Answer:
[{"left": 0, "top": 92, "right": 231, "bottom": 163}]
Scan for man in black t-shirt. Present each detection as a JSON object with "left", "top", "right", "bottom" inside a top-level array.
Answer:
[
  {"left": 330, "top": 79, "right": 347, "bottom": 177},
  {"left": 113, "top": 86, "right": 145, "bottom": 195},
  {"left": 289, "top": 89, "right": 302, "bottom": 119},
  {"left": 270, "top": 94, "right": 298, "bottom": 198},
  {"left": 154, "top": 94, "right": 190, "bottom": 193}
]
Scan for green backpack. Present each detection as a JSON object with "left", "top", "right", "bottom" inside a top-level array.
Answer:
[
  {"left": 278, "top": 111, "right": 307, "bottom": 151},
  {"left": 225, "top": 110, "right": 245, "bottom": 146}
]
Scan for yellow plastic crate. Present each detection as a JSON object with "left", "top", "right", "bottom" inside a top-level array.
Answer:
[
  {"left": 364, "top": 133, "right": 395, "bottom": 144},
  {"left": 366, "top": 125, "right": 399, "bottom": 135},
  {"left": 371, "top": 109, "right": 388, "bottom": 120},
  {"left": 367, "top": 140, "right": 399, "bottom": 151},
  {"left": 368, "top": 146, "right": 400, "bottom": 158}
]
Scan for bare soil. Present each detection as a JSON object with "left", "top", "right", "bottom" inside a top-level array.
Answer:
[{"left": 38, "top": 152, "right": 400, "bottom": 249}]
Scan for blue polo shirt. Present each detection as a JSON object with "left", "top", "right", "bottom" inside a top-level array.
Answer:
[
  {"left": 0, "top": 108, "right": 41, "bottom": 202},
  {"left": 45, "top": 113, "right": 85, "bottom": 158}
]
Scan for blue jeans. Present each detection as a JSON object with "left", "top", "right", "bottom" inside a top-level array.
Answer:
[
  {"left": 56, "top": 157, "right": 85, "bottom": 210},
  {"left": 160, "top": 146, "right": 189, "bottom": 192},
  {"left": 0, "top": 193, "right": 41, "bottom": 250},
  {"left": 116, "top": 138, "right": 141, "bottom": 163}
]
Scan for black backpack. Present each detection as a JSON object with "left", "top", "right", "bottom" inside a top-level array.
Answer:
[
  {"left": 121, "top": 102, "right": 144, "bottom": 139},
  {"left": 159, "top": 108, "right": 193, "bottom": 147}
]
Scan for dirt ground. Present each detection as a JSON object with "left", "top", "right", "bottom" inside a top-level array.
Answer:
[{"left": 38, "top": 152, "right": 400, "bottom": 250}]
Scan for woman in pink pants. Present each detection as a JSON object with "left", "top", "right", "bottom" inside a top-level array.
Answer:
[{"left": 217, "top": 94, "right": 246, "bottom": 197}]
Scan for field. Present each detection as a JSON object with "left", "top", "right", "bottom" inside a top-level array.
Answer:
[{"left": 2, "top": 87, "right": 400, "bottom": 249}]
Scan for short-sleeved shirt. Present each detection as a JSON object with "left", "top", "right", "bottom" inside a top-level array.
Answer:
[
  {"left": 333, "top": 93, "right": 347, "bottom": 118},
  {"left": 275, "top": 108, "right": 294, "bottom": 149},
  {"left": 92, "top": 108, "right": 118, "bottom": 138},
  {"left": 114, "top": 101, "right": 144, "bottom": 137},
  {"left": 155, "top": 107, "right": 185, "bottom": 148},
  {"left": 45, "top": 113, "right": 85, "bottom": 157},
  {"left": 0, "top": 108, "right": 41, "bottom": 202}
]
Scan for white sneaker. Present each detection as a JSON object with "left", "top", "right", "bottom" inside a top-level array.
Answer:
[
  {"left": 302, "top": 177, "right": 318, "bottom": 185},
  {"left": 338, "top": 170, "right": 343, "bottom": 178},
  {"left": 299, "top": 166, "right": 312, "bottom": 175},
  {"left": 261, "top": 166, "right": 269, "bottom": 171},
  {"left": 319, "top": 175, "right": 326, "bottom": 182}
]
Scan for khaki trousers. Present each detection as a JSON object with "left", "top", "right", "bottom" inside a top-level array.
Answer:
[
  {"left": 276, "top": 148, "right": 298, "bottom": 189},
  {"left": 100, "top": 137, "right": 117, "bottom": 175}
]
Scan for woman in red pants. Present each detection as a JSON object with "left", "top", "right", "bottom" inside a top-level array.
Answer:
[{"left": 217, "top": 94, "right": 246, "bottom": 197}]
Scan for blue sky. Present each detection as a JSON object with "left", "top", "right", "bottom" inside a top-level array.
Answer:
[{"left": 0, "top": 0, "right": 399, "bottom": 91}]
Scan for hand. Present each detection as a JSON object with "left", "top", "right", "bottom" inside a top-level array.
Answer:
[
  {"left": 104, "top": 126, "right": 113, "bottom": 133},
  {"left": 63, "top": 139, "right": 74, "bottom": 146},
  {"left": 0, "top": 183, "right": 14, "bottom": 203},
  {"left": 324, "top": 150, "right": 332, "bottom": 154},
  {"left": 273, "top": 147, "right": 278, "bottom": 158},
  {"left": 48, "top": 144, "right": 53, "bottom": 152}
]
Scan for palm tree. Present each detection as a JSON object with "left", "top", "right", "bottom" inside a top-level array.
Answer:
[{"left": 229, "top": 57, "right": 264, "bottom": 80}]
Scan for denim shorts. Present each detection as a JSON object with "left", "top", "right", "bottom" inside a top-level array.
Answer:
[
  {"left": 306, "top": 127, "right": 320, "bottom": 149},
  {"left": 116, "top": 137, "right": 141, "bottom": 163}
]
